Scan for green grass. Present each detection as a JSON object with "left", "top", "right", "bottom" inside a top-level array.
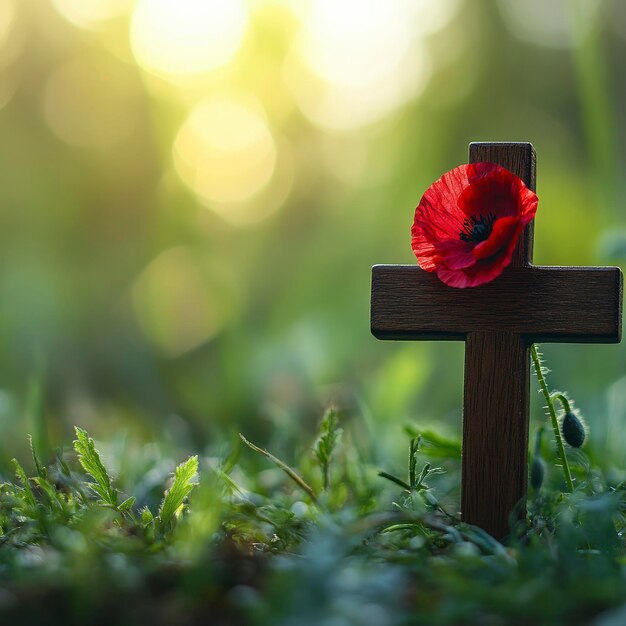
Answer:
[{"left": 0, "top": 400, "right": 625, "bottom": 626}]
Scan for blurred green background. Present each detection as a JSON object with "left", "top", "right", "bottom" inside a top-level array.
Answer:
[{"left": 0, "top": 0, "right": 625, "bottom": 467}]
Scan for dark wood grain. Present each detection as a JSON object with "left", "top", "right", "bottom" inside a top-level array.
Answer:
[
  {"left": 369, "top": 142, "right": 623, "bottom": 539},
  {"left": 371, "top": 265, "right": 623, "bottom": 342},
  {"left": 463, "top": 143, "right": 533, "bottom": 538},
  {"left": 463, "top": 331, "right": 529, "bottom": 537}
]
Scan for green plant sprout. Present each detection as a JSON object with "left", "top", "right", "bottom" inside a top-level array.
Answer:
[{"left": 0, "top": 369, "right": 623, "bottom": 626}]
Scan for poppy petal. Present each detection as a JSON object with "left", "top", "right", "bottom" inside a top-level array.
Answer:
[
  {"left": 519, "top": 185, "right": 539, "bottom": 222},
  {"left": 472, "top": 216, "right": 519, "bottom": 260},
  {"left": 412, "top": 232, "right": 476, "bottom": 271},
  {"left": 458, "top": 172, "right": 520, "bottom": 219},
  {"left": 436, "top": 240, "right": 476, "bottom": 270},
  {"left": 436, "top": 222, "right": 525, "bottom": 288},
  {"left": 414, "top": 166, "right": 474, "bottom": 241},
  {"left": 411, "top": 162, "right": 538, "bottom": 288}
]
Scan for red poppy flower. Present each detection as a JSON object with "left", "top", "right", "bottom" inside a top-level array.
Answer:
[{"left": 411, "top": 163, "right": 538, "bottom": 288}]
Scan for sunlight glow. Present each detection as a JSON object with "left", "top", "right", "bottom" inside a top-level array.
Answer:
[
  {"left": 300, "top": 0, "right": 412, "bottom": 88},
  {"left": 130, "top": 0, "right": 248, "bottom": 79},
  {"left": 173, "top": 96, "right": 278, "bottom": 216},
  {"left": 0, "top": 0, "right": 21, "bottom": 68},
  {"left": 285, "top": 0, "right": 440, "bottom": 130},
  {"left": 50, "top": 0, "right": 132, "bottom": 28},
  {"left": 0, "top": 0, "right": 16, "bottom": 45}
]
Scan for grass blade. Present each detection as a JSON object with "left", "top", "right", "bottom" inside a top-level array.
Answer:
[
  {"left": 73, "top": 427, "right": 118, "bottom": 507},
  {"left": 239, "top": 434, "right": 317, "bottom": 503},
  {"left": 158, "top": 456, "right": 198, "bottom": 532}
]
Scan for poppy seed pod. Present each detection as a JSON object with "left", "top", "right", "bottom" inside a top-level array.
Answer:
[
  {"left": 530, "top": 456, "right": 545, "bottom": 491},
  {"left": 561, "top": 411, "right": 586, "bottom": 448}
]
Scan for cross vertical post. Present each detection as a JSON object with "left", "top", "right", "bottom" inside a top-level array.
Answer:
[
  {"left": 370, "top": 142, "right": 622, "bottom": 539},
  {"left": 462, "top": 143, "right": 535, "bottom": 536}
]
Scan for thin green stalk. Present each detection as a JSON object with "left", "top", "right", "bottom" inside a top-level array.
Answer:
[
  {"left": 551, "top": 393, "right": 572, "bottom": 415},
  {"left": 239, "top": 434, "right": 318, "bottom": 503},
  {"left": 530, "top": 345, "right": 574, "bottom": 492}
]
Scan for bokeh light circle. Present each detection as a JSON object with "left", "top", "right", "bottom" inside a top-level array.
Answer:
[
  {"left": 132, "top": 247, "right": 236, "bottom": 357},
  {"left": 0, "top": 0, "right": 16, "bottom": 45},
  {"left": 284, "top": 0, "right": 437, "bottom": 130},
  {"left": 42, "top": 57, "right": 140, "bottom": 150},
  {"left": 299, "top": 0, "right": 412, "bottom": 89},
  {"left": 0, "top": 0, "right": 22, "bottom": 69},
  {"left": 173, "top": 96, "right": 278, "bottom": 213},
  {"left": 50, "top": 0, "right": 132, "bottom": 28},
  {"left": 130, "top": 0, "right": 248, "bottom": 79}
]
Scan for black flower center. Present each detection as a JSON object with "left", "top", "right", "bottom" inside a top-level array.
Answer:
[{"left": 459, "top": 213, "right": 496, "bottom": 243}]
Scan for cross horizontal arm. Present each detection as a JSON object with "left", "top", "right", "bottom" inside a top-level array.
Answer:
[{"left": 371, "top": 264, "right": 622, "bottom": 342}]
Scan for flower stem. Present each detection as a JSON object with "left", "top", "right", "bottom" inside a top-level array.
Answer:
[
  {"left": 551, "top": 393, "right": 572, "bottom": 415},
  {"left": 530, "top": 344, "right": 574, "bottom": 493}
]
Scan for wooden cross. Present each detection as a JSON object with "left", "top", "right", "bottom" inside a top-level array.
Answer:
[{"left": 371, "top": 142, "right": 623, "bottom": 539}]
